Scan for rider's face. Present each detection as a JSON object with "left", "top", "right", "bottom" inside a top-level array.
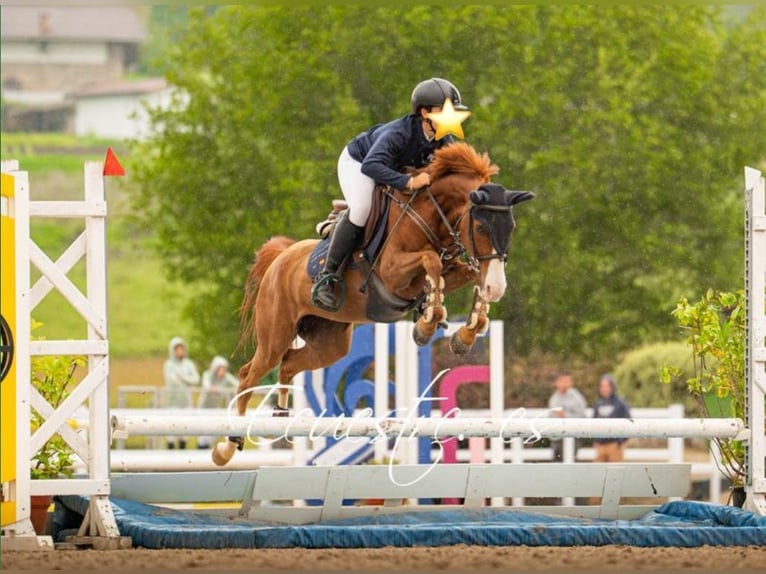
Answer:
[{"left": 421, "top": 106, "right": 441, "bottom": 138}]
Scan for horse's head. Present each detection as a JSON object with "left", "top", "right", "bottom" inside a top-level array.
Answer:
[{"left": 465, "top": 183, "right": 535, "bottom": 302}]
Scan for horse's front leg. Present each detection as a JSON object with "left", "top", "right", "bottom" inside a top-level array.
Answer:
[
  {"left": 412, "top": 274, "right": 447, "bottom": 346},
  {"left": 380, "top": 250, "right": 445, "bottom": 347},
  {"left": 450, "top": 285, "right": 490, "bottom": 355},
  {"left": 412, "top": 252, "right": 447, "bottom": 346}
]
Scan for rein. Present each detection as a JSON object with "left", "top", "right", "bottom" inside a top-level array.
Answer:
[
  {"left": 368, "top": 186, "right": 509, "bottom": 281},
  {"left": 380, "top": 187, "right": 471, "bottom": 269},
  {"left": 423, "top": 189, "right": 510, "bottom": 269}
]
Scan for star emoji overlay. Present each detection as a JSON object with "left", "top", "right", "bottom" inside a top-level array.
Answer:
[{"left": 427, "top": 98, "right": 472, "bottom": 140}]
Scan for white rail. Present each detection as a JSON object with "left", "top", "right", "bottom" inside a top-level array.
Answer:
[{"left": 111, "top": 415, "right": 747, "bottom": 440}]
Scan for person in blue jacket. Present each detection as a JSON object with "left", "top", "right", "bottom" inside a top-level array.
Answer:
[
  {"left": 592, "top": 373, "right": 632, "bottom": 461},
  {"left": 311, "top": 77, "right": 468, "bottom": 312}
]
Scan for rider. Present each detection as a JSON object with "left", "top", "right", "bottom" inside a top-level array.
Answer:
[{"left": 311, "top": 77, "right": 469, "bottom": 312}]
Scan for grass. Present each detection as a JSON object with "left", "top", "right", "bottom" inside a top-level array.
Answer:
[
  {"left": 32, "top": 245, "right": 193, "bottom": 358},
  {"left": 5, "top": 132, "right": 193, "bottom": 359},
  {"left": 1, "top": 131, "right": 123, "bottom": 155}
]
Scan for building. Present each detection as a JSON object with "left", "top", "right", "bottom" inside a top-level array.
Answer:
[
  {"left": 71, "top": 78, "right": 174, "bottom": 140},
  {"left": 1, "top": 6, "right": 148, "bottom": 133}
]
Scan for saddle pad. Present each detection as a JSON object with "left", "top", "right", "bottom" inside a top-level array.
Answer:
[
  {"left": 306, "top": 237, "right": 331, "bottom": 281},
  {"left": 306, "top": 237, "right": 362, "bottom": 281},
  {"left": 306, "top": 194, "right": 390, "bottom": 282}
]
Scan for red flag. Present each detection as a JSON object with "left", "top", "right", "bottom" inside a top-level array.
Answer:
[{"left": 103, "top": 147, "right": 125, "bottom": 176}]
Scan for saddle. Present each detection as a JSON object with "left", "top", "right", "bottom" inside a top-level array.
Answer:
[
  {"left": 314, "top": 183, "right": 388, "bottom": 247},
  {"left": 307, "top": 186, "right": 424, "bottom": 322}
]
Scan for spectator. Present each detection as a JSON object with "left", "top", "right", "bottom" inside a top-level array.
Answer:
[
  {"left": 197, "top": 356, "right": 239, "bottom": 449},
  {"left": 592, "top": 373, "right": 632, "bottom": 462},
  {"left": 547, "top": 371, "right": 587, "bottom": 461},
  {"left": 162, "top": 336, "right": 200, "bottom": 449}
]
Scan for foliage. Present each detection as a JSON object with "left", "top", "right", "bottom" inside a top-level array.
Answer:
[
  {"left": 661, "top": 289, "right": 745, "bottom": 486},
  {"left": 613, "top": 342, "right": 696, "bottom": 410},
  {"left": 4, "top": 140, "right": 193, "bottom": 359},
  {"left": 128, "top": 6, "right": 766, "bottom": 366},
  {"left": 1, "top": 131, "right": 124, "bottom": 176},
  {"left": 504, "top": 349, "right": 613, "bottom": 409},
  {"left": 137, "top": 7, "right": 217, "bottom": 76},
  {"left": 30, "top": 322, "right": 85, "bottom": 479}
]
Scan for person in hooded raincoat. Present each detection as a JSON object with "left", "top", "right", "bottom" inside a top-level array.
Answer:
[
  {"left": 591, "top": 373, "right": 632, "bottom": 462},
  {"left": 196, "top": 356, "right": 239, "bottom": 449},
  {"left": 162, "top": 336, "right": 200, "bottom": 449}
]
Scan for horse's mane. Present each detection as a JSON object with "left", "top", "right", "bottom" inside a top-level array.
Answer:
[{"left": 428, "top": 142, "right": 500, "bottom": 181}]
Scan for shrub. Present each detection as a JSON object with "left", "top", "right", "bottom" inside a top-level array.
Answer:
[
  {"left": 613, "top": 341, "right": 696, "bottom": 409},
  {"left": 661, "top": 289, "right": 745, "bottom": 487},
  {"left": 30, "top": 320, "right": 84, "bottom": 479}
]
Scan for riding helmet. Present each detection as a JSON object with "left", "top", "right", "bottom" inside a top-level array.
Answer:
[{"left": 410, "top": 78, "right": 468, "bottom": 114}]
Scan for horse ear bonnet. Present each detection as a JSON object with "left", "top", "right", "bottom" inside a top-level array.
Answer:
[
  {"left": 506, "top": 191, "right": 536, "bottom": 206},
  {"left": 472, "top": 183, "right": 508, "bottom": 206},
  {"left": 469, "top": 189, "right": 488, "bottom": 205}
]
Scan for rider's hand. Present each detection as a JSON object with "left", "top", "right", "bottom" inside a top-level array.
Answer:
[{"left": 409, "top": 172, "right": 431, "bottom": 190}]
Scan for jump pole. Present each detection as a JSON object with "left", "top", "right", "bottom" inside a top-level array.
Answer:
[{"left": 111, "top": 414, "right": 746, "bottom": 440}]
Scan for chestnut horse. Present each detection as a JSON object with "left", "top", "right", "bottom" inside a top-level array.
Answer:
[{"left": 213, "top": 142, "right": 533, "bottom": 466}]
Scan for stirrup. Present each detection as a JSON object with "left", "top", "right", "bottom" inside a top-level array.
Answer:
[{"left": 311, "top": 273, "right": 346, "bottom": 312}]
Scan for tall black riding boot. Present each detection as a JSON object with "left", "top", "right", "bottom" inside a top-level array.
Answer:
[{"left": 311, "top": 212, "right": 364, "bottom": 312}]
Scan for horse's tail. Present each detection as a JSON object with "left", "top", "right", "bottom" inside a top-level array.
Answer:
[{"left": 238, "top": 236, "right": 296, "bottom": 351}]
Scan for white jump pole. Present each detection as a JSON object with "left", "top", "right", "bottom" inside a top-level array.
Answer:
[{"left": 112, "top": 415, "right": 745, "bottom": 440}]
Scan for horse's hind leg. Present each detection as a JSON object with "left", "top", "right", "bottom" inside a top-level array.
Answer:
[
  {"left": 212, "top": 332, "right": 293, "bottom": 467},
  {"left": 234, "top": 346, "right": 285, "bottom": 416},
  {"left": 279, "top": 320, "right": 354, "bottom": 403}
]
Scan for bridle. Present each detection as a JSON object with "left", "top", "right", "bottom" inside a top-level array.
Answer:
[{"left": 377, "top": 186, "right": 511, "bottom": 275}]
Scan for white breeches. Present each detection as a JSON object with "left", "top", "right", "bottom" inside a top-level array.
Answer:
[{"left": 338, "top": 146, "right": 376, "bottom": 227}]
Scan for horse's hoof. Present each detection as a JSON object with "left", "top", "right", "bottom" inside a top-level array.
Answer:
[
  {"left": 412, "top": 324, "right": 432, "bottom": 347},
  {"left": 272, "top": 406, "right": 290, "bottom": 417},
  {"left": 212, "top": 440, "right": 237, "bottom": 466},
  {"left": 449, "top": 331, "right": 473, "bottom": 355}
]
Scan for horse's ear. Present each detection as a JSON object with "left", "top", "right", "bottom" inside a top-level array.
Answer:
[
  {"left": 469, "top": 189, "right": 489, "bottom": 205},
  {"left": 505, "top": 190, "right": 535, "bottom": 206}
]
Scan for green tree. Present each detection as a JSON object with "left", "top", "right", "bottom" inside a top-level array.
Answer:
[
  {"left": 130, "top": 7, "right": 366, "bottom": 362},
  {"left": 129, "top": 6, "right": 766, "bottom": 368},
  {"left": 488, "top": 6, "right": 766, "bottom": 359}
]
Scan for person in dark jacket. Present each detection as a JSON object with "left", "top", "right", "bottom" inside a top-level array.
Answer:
[
  {"left": 311, "top": 77, "right": 468, "bottom": 312},
  {"left": 592, "top": 373, "right": 632, "bottom": 462}
]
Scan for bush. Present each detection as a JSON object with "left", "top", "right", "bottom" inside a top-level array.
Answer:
[
  {"left": 30, "top": 347, "right": 84, "bottom": 479},
  {"left": 661, "top": 289, "right": 746, "bottom": 487},
  {"left": 614, "top": 341, "right": 695, "bottom": 410}
]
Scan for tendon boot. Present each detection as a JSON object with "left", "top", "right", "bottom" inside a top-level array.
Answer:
[{"left": 311, "top": 211, "right": 364, "bottom": 312}]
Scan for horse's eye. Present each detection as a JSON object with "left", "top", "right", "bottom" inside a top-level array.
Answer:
[{"left": 477, "top": 223, "right": 490, "bottom": 236}]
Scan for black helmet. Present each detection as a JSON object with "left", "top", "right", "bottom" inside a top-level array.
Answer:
[{"left": 411, "top": 78, "right": 468, "bottom": 115}]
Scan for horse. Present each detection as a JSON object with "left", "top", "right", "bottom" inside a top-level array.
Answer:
[{"left": 212, "top": 142, "right": 533, "bottom": 466}]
